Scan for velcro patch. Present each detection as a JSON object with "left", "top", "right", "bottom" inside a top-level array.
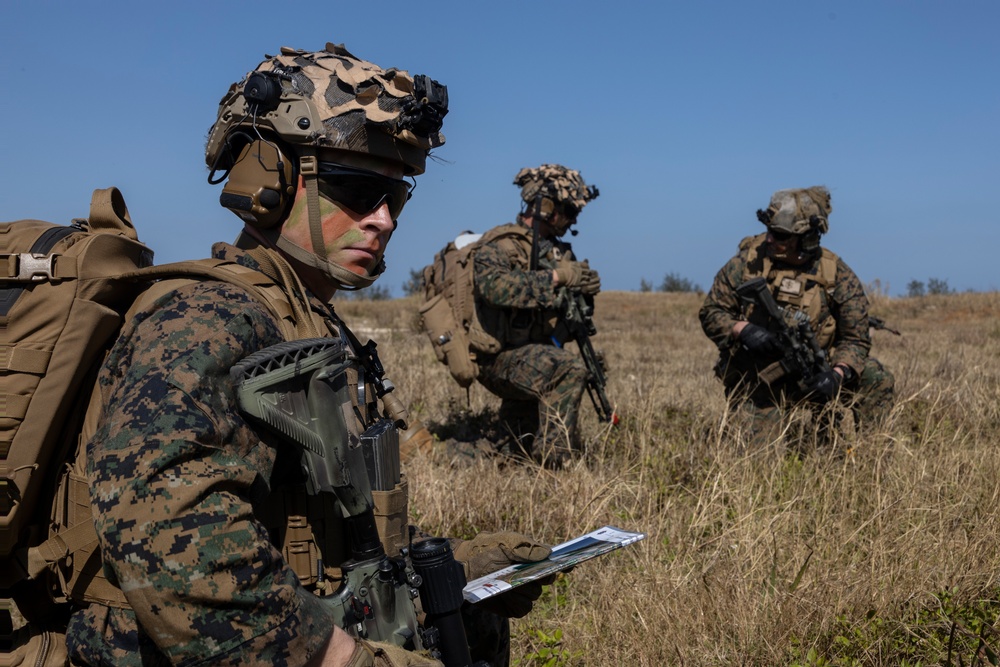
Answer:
[{"left": 778, "top": 278, "right": 803, "bottom": 296}]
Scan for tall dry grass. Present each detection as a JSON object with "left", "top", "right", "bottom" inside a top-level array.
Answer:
[{"left": 337, "top": 290, "right": 1000, "bottom": 666}]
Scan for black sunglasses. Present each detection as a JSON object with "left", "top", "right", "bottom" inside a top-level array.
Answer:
[
  {"left": 768, "top": 229, "right": 797, "bottom": 242},
  {"left": 315, "top": 162, "right": 413, "bottom": 220},
  {"left": 560, "top": 204, "right": 580, "bottom": 223}
]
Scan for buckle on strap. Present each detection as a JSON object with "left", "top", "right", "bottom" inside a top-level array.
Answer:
[
  {"left": 2, "top": 253, "right": 59, "bottom": 282},
  {"left": 299, "top": 155, "right": 318, "bottom": 176}
]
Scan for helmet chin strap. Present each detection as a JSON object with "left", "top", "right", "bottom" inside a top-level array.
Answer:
[
  {"left": 275, "top": 150, "right": 386, "bottom": 290},
  {"left": 243, "top": 149, "right": 385, "bottom": 292},
  {"left": 300, "top": 153, "right": 330, "bottom": 267},
  {"left": 271, "top": 233, "right": 382, "bottom": 289}
]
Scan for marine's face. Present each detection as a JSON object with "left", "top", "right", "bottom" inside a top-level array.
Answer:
[
  {"left": 279, "top": 149, "right": 406, "bottom": 277},
  {"left": 543, "top": 205, "right": 578, "bottom": 238},
  {"left": 538, "top": 215, "right": 564, "bottom": 239},
  {"left": 766, "top": 229, "right": 810, "bottom": 265}
]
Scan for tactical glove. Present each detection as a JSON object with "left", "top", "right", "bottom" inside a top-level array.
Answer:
[
  {"left": 346, "top": 639, "right": 443, "bottom": 667},
  {"left": 739, "top": 323, "right": 781, "bottom": 355},
  {"left": 453, "top": 531, "right": 552, "bottom": 618},
  {"left": 555, "top": 262, "right": 601, "bottom": 296},
  {"left": 805, "top": 369, "right": 842, "bottom": 403}
]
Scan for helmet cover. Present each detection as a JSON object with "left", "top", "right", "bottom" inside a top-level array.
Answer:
[
  {"left": 513, "top": 164, "right": 599, "bottom": 217},
  {"left": 757, "top": 186, "right": 832, "bottom": 235},
  {"left": 206, "top": 43, "right": 448, "bottom": 176}
]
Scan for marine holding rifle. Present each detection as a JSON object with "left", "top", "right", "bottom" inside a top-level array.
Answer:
[
  {"left": 66, "top": 44, "right": 552, "bottom": 667},
  {"left": 699, "top": 186, "right": 895, "bottom": 445},
  {"left": 472, "top": 165, "right": 603, "bottom": 468}
]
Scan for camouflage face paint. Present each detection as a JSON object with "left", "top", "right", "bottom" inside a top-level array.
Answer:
[{"left": 282, "top": 187, "right": 390, "bottom": 277}]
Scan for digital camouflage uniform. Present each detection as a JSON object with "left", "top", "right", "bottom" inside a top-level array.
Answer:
[
  {"left": 64, "top": 242, "right": 512, "bottom": 666},
  {"left": 66, "top": 243, "right": 370, "bottom": 665},
  {"left": 700, "top": 232, "right": 895, "bottom": 444},
  {"left": 473, "top": 227, "right": 588, "bottom": 462}
]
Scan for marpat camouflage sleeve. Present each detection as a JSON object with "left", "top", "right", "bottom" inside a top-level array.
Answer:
[
  {"left": 473, "top": 237, "right": 561, "bottom": 310},
  {"left": 70, "top": 281, "right": 336, "bottom": 667},
  {"left": 828, "top": 257, "right": 872, "bottom": 372},
  {"left": 699, "top": 254, "right": 746, "bottom": 350}
]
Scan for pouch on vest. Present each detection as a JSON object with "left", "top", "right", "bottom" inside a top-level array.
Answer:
[
  {"left": 757, "top": 360, "right": 788, "bottom": 386},
  {"left": 419, "top": 293, "right": 477, "bottom": 387}
]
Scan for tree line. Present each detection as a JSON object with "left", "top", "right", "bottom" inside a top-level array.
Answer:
[{"left": 338, "top": 270, "right": 967, "bottom": 301}]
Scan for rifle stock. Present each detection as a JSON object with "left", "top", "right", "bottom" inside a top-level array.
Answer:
[{"left": 231, "top": 340, "right": 476, "bottom": 659}]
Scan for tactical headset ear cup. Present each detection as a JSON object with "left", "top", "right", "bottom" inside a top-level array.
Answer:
[
  {"left": 219, "top": 138, "right": 297, "bottom": 229},
  {"left": 538, "top": 197, "right": 556, "bottom": 221}
]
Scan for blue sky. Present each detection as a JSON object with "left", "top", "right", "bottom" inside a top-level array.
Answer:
[{"left": 2, "top": 1, "right": 997, "bottom": 296}]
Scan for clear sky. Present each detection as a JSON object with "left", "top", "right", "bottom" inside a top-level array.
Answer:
[{"left": 2, "top": 1, "right": 997, "bottom": 296}]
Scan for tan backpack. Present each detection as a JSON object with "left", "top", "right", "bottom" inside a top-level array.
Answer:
[
  {"left": 0, "top": 188, "right": 153, "bottom": 664},
  {"left": 417, "top": 227, "right": 528, "bottom": 387},
  {"left": 1, "top": 187, "right": 152, "bottom": 572},
  {"left": 0, "top": 189, "right": 324, "bottom": 666}
]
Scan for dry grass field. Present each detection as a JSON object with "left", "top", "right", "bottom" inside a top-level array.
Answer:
[{"left": 335, "top": 289, "right": 1000, "bottom": 666}]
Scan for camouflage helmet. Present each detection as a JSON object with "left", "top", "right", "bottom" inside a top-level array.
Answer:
[
  {"left": 756, "top": 186, "right": 832, "bottom": 235},
  {"left": 514, "top": 164, "right": 599, "bottom": 222},
  {"left": 205, "top": 43, "right": 448, "bottom": 177},
  {"left": 205, "top": 44, "right": 447, "bottom": 292}
]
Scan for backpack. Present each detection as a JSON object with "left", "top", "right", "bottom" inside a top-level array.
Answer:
[
  {"left": 0, "top": 188, "right": 321, "bottom": 665},
  {"left": 3, "top": 189, "right": 426, "bottom": 664},
  {"left": 1, "top": 188, "right": 150, "bottom": 570},
  {"left": 417, "top": 228, "right": 524, "bottom": 388},
  {"left": 0, "top": 188, "right": 153, "bottom": 663}
]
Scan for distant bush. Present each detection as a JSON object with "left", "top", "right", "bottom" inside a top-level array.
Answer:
[
  {"left": 927, "top": 277, "right": 954, "bottom": 295},
  {"left": 906, "top": 280, "right": 926, "bottom": 298},
  {"left": 639, "top": 278, "right": 653, "bottom": 293},
  {"left": 907, "top": 277, "right": 955, "bottom": 297},
  {"left": 660, "top": 272, "right": 702, "bottom": 294},
  {"left": 402, "top": 268, "right": 424, "bottom": 297}
]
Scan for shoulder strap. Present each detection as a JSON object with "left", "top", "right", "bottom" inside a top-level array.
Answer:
[
  {"left": 121, "top": 255, "right": 322, "bottom": 341},
  {"left": 815, "top": 247, "right": 838, "bottom": 288},
  {"left": 740, "top": 234, "right": 770, "bottom": 282},
  {"left": 479, "top": 222, "right": 531, "bottom": 246},
  {"left": 479, "top": 223, "right": 534, "bottom": 268}
]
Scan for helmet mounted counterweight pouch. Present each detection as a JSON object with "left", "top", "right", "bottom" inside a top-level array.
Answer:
[{"left": 220, "top": 138, "right": 297, "bottom": 228}]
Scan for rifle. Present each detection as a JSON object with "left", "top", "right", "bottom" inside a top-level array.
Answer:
[
  {"left": 231, "top": 339, "right": 478, "bottom": 664},
  {"left": 735, "top": 277, "right": 832, "bottom": 397},
  {"left": 529, "top": 194, "right": 543, "bottom": 272},
  {"left": 509, "top": 196, "right": 546, "bottom": 333},
  {"left": 411, "top": 538, "right": 488, "bottom": 667},
  {"left": 527, "top": 197, "right": 616, "bottom": 424},
  {"left": 869, "top": 315, "right": 901, "bottom": 336},
  {"left": 558, "top": 289, "right": 618, "bottom": 424}
]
